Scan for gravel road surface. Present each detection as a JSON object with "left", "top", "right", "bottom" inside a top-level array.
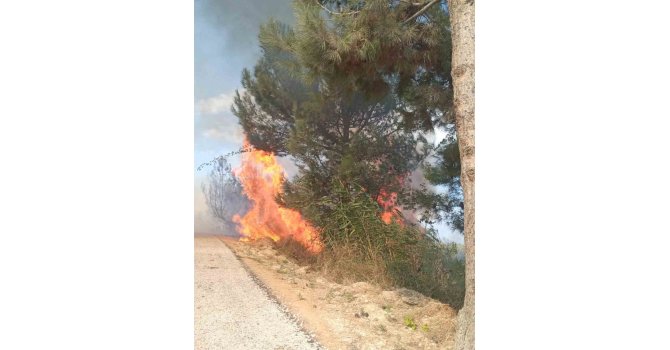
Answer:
[{"left": 195, "top": 236, "right": 321, "bottom": 350}]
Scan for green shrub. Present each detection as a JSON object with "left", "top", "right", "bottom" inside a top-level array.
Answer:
[
  {"left": 403, "top": 316, "right": 417, "bottom": 330},
  {"left": 386, "top": 237, "right": 465, "bottom": 309},
  {"left": 277, "top": 179, "right": 465, "bottom": 309}
]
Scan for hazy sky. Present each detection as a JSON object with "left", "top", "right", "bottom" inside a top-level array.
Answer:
[
  {"left": 193, "top": 0, "right": 462, "bottom": 243},
  {"left": 194, "top": 0, "right": 295, "bottom": 168}
]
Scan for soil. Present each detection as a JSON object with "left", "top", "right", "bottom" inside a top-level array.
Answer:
[{"left": 222, "top": 237, "right": 458, "bottom": 350}]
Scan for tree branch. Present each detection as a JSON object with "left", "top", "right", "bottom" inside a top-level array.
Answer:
[
  {"left": 403, "top": 0, "right": 441, "bottom": 24},
  {"left": 316, "top": 0, "right": 360, "bottom": 16}
]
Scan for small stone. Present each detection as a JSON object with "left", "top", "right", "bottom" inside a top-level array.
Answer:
[{"left": 397, "top": 288, "right": 424, "bottom": 306}]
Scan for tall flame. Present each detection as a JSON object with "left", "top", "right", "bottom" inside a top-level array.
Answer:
[{"left": 232, "top": 141, "right": 323, "bottom": 253}]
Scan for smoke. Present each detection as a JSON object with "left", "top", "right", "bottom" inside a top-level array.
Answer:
[
  {"left": 276, "top": 155, "right": 300, "bottom": 180},
  {"left": 194, "top": 181, "right": 231, "bottom": 235},
  {"left": 401, "top": 167, "right": 430, "bottom": 225},
  {"left": 199, "top": 156, "right": 254, "bottom": 236},
  {"left": 195, "top": 0, "right": 295, "bottom": 63},
  {"left": 404, "top": 152, "right": 464, "bottom": 244}
]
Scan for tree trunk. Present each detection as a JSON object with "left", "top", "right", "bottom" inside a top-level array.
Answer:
[{"left": 449, "top": 0, "right": 475, "bottom": 349}]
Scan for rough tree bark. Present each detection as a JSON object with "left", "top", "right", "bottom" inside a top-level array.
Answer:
[{"left": 449, "top": 0, "right": 475, "bottom": 349}]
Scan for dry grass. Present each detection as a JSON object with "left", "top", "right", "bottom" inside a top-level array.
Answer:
[
  {"left": 274, "top": 237, "right": 318, "bottom": 265},
  {"left": 273, "top": 234, "right": 465, "bottom": 310},
  {"left": 276, "top": 238, "right": 391, "bottom": 287},
  {"left": 314, "top": 243, "right": 393, "bottom": 287}
]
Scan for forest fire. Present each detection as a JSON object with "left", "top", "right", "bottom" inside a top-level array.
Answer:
[
  {"left": 232, "top": 141, "right": 323, "bottom": 253},
  {"left": 377, "top": 188, "right": 404, "bottom": 225}
]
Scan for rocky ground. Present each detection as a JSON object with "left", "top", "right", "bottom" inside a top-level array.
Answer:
[{"left": 222, "top": 237, "right": 458, "bottom": 350}]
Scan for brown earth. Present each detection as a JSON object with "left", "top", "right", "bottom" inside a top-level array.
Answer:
[{"left": 222, "top": 237, "right": 458, "bottom": 350}]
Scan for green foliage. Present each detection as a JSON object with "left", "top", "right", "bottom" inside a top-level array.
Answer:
[
  {"left": 424, "top": 136, "right": 461, "bottom": 183},
  {"left": 403, "top": 315, "right": 417, "bottom": 330},
  {"left": 294, "top": 0, "right": 454, "bottom": 127},
  {"left": 233, "top": 20, "right": 437, "bottom": 226},
  {"left": 287, "top": 0, "right": 464, "bottom": 231},
  {"left": 421, "top": 132, "right": 464, "bottom": 232},
  {"left": 232, "top": 22, "right": 310, "bottom": 156},
  {"left": 227, "top": 1, "right": 467, "bottom": 309},
  {"left": 308, "top": 180, "right": 416, "bottom": 257},
  {"left": 298, "top": 179, "right": 465, "bottom": 308},
  {"left": 387, "top": 236, "right": 465, "bottom": 308}
]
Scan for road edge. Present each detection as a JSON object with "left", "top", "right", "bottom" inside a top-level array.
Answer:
[{"left": 216, "top": 236, "right": 325, "bottom": 350}]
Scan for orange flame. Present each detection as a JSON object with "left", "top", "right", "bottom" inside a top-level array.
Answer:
[
  {"left": 233, "top": 141, "right": 323, "bottom": 253},
  {"left": 377, "top": 188, "right": 404, "bottom": 225}
]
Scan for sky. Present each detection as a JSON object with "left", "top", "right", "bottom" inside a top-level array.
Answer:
[
  {"left": 194, "top": 0, "right": 295, "bottom": 168},
  {"left": 193, "top": 0, "right": 462, "bottom": 243}
]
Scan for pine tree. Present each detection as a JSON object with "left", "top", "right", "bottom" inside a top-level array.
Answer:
[
  {"left": 289, "top": 1, "right": 475, "bottom": 348},
  {"left": 232, "top": 21, "right": 429, "bottom": 227}
]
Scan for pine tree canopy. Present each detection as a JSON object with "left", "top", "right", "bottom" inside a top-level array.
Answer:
[
  {"left": 230, "top": 0, "right": 465, "bottom": 232},
  {"left": 232, "top": 20, "right": 428, "bottom": 222},
  {"left": 293, "top": 0, "right": 454, "bottom": 130}
]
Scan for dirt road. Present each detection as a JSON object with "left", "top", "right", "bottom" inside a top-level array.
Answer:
[{"left": 195, "top": 236, "right": 321, "bottom": 350}]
